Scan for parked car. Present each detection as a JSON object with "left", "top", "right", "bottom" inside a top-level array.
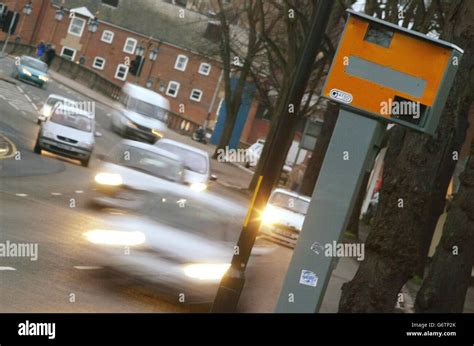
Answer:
[
  {"left": 244, "top": 139, "right": 295, "bottom": 173},
  {"left": 155, "top": 139, "right": 217, "bottom": 192},
  {"left": 11, "top": 55, "right": 49, "bottom": 88},
  {"left": 34, "top": 104, "right": 96, "bottom": 167},
  {"left": 111, "top": 83, "right": 169, "bottom": 144},
  {"left": 37, "top": 94, "right": 77, "bottom": 125},
  {"left": 258, "top": 188, "right": 310, "bottom": 248}
]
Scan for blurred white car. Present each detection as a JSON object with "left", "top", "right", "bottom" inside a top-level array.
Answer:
[
  {"left": 91, "top": 139, "right": 186, "bottom": 209},
  {"left": 155, "top": 138, "right": 217, "bottom": 192},
  {"left": 82, "top": 214, "right": 274, "bottom": 304},
  {"left": 259, "top": 188, "right": 310, "bottom": 248}
]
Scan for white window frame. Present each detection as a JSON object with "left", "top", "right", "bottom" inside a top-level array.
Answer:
[
  {"left": 60, "top": 46, "right": 77, "bottom": 61},
  {"left": 115, "top": 64, "right": 129, "bottom": 81},
  {"left": 166, "top": 81, "right": 180, "bottom": 98},
  {"left": 174, "top": 54, "right": 188, "bottom": 71},
  {"left": 68, "top": 17, "right": 86, "bottom": 37},
  {"left": 198, "top": 63, "right": 211, "bottom": 76},
  {"left": 92, "top": 57, "right": 106, "bottom": 70},
  {"left": 190, "top": 89, "right": 203, "bottom": 102},
  {"left": 123, "top": 37, "right": 137, "bottom": 54},
  {"left": 101, "top": 30, "right": 114, "bottom": 44}
]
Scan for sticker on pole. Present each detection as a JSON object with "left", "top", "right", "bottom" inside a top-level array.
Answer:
[
  {"left": 329, "top": 89, "right": 353, "bottom": 104},
  {"left": 299, "top": 270, "right": 318, "bottom": 287}
]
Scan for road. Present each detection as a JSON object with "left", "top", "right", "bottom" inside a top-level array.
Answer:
[{"left": 0, "top": 56, "right": 301, "bottom": 313}]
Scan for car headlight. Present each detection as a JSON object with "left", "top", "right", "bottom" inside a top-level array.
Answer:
[
  {"left": 39, "top": 75, "right": 49, "bottom": 82},
  {"left": 152, "top": 129, "right": 163, "bottom": 138},
  {"left": 126, "top": 120, "right": 138, "bottom": 129},
  {"left": 83, "top": 230, "right": 145, "bottom": 246},
  {"left": 190, "top": 182, "right": 207, "bottom": 192},
  {"left": 94, "top": 172, "right": 123, "bottom": 186},
  {"left": 22, "top": 68, "right": 32, "bottom": 76},
  {"left": 261, "top": 205, "right": 278, "bottom": 225},
  {"left": 41, "top": 129, "right": 55, "bottom": 139},
  {"left": 42, "top": 105, "right": 52, "bottom": 117},
  {"left": 183, "top": 263, "right": 231, "bottom": 281}
]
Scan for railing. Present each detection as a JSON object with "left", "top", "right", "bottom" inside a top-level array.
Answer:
[{"left": 1, "top": 41, "right": 122, "bottom": 100}]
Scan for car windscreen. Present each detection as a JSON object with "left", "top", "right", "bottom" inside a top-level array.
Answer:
[
  {"left": 50, "top": 112, "right": 92, "bottom": 132},
  {"left": 21, "top": 58, "right": 48, "bottom": 73},
  {"left": 156, "top": 143, "right": 208, "bottom": 175},
  {"left": 108, "top": 144, "right": 183, "bottom": 182},
  {"left": 127, "top": 97, "right": 168, "bottom": 122},
  {"left": 269, "top": 192, "right": 309, "bottom": 215}
]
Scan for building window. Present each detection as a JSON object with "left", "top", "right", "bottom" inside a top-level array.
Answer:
[
  {"left": 93, "top": 57, "right": 106, "bottom": 70},
  {"left": 198, "top": 63, "right": 211, "bottom": 76},
  {"left": 68, "top": 17, "right": 86, "bottom": 37},
  {"left": 166, "top": 81, "right": 180, "bottom": 98},
  {"left": 101, "top": 30, "right": 114, "bottom": 44},
  {"left": 60, "top": 46, "right": 76, "bottom": 61},
  {"left": 190, "top": 89, "right": 203, "bottom": 102},
  {"left": 115, "top": 64, "right": 129, "bottom": 81},
  {"left": 102, "top": 0, "right": 119, "bottom": 7},
  {"left": 174, "top": 55, "right": 188, "bottom": 71},
  {"left": 123, "top": 38, "right": 137, "bottom": 54}
]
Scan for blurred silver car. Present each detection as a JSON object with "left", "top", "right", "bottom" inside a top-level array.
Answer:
[
  {"left": 91, "top": 139, "right": 185, "bottom": 209},
  {"left": 82, "top": 214, "right": 273, "bottom": 304}
]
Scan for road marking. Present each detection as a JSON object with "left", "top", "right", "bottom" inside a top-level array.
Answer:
[
  {"left": 24, "top": 94, "right": 32, "bottom": 103},
  {"left": 75, "top": 190, "right": 84, "bottom": 194},
  {"left": 16, "top": 85, "right": 23, "bottom": 93},
  {"left": 0, "top": 266, "right": 16, "bottom": 271},
  {"left": 8, "top": 102, "right": 19, "bottom": 110},
  {"left": 0, "top": 95, "right": 5, "bottom": 100},
  {"left": 51, "top": 192, "right": 62, "bottom": 196},
  {"left": 15, "top": 193, "right": 28, "bottom": 197},
  {"left": 74, "top": 266, "right": 103, "bottom": 270},
  {"left": 106, "top": 113, "right": 111, "bottom": 117}
]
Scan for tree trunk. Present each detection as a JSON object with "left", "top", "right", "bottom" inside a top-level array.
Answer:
[
  {"left": 300, "top": 102, "right": 339, "bottom": 196},
  {"left": 338, "top": 0, "right": 474, "bottom": 313},
  {"left": 415, "top": 141, "right": 474, "bottom": 312}
]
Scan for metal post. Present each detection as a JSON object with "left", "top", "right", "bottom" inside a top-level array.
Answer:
[
  {"left": 211, "top": 0, "right": 334, "bottom": 313},
  {"left": 275, "top": 109, "right": 385, "bottom": 313}
]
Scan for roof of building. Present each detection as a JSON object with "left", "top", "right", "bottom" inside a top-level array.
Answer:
[{"left": 53, "top": 0, "right": 219, "bottom": 57}]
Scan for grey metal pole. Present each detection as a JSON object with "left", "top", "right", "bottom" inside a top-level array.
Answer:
[{"left": 275, "top": 109, "right": 385, "bottom": 313}]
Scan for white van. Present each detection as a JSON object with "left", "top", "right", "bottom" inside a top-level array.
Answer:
[
  {"left": 111, "top": 83, "right": 169, "bottom": 144},
  {"left": 34, "top": 105, "right": 96, "bottom": 167}
]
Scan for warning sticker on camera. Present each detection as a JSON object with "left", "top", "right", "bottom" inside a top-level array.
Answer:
[{"left": 299, "top": 269, "right": 318, "bottom": 287}]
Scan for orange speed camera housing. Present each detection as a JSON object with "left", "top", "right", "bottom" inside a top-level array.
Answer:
[{"left": 322, "top": 10, "right": 463, "bottom": 134}]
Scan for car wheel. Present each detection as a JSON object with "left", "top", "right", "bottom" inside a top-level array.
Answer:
[
  {"left": 33, "top": 138, "right": 42, "bottom": 154},
  {"left": 81, "top": 156, "right": 91, "bottom": 167}
]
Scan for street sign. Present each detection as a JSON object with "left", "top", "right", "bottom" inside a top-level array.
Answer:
[
  {"left": 300, "top": 119, "right": 323, "bottom": 151},
  {"left": 322, "top": 10, "right": 463, "bottom": 135},
  {"left": 276, "top": 10, "right": 463, "bottom": 313}
]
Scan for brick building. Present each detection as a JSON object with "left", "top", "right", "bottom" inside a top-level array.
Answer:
[{"left": 0, "top": 0, "right": 269, "bottom": 145}]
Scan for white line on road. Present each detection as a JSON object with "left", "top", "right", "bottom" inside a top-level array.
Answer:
[
  {"left": 16, "top": 85, "right": 23, "bottom": 93},
  {"left": 8, "top": 102, "right": 19, "bottom": 110},
  {"left": 15, "top": 193, "right": 28, "bottom": 197},
  {"left": 24, "top": 94, "right": 32, "bottom": 103},
  {"left": 75, "top": 190, "right": 84, "bottom": 194},
  {"left": 74, "top": 266, "right": 103, "bottom": 270},
  {"left": 0, "top": 266, "right": 17, "bottom": 271},
  {"left": 51, "top": 192, "right": 62, "bottom": 196}
]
